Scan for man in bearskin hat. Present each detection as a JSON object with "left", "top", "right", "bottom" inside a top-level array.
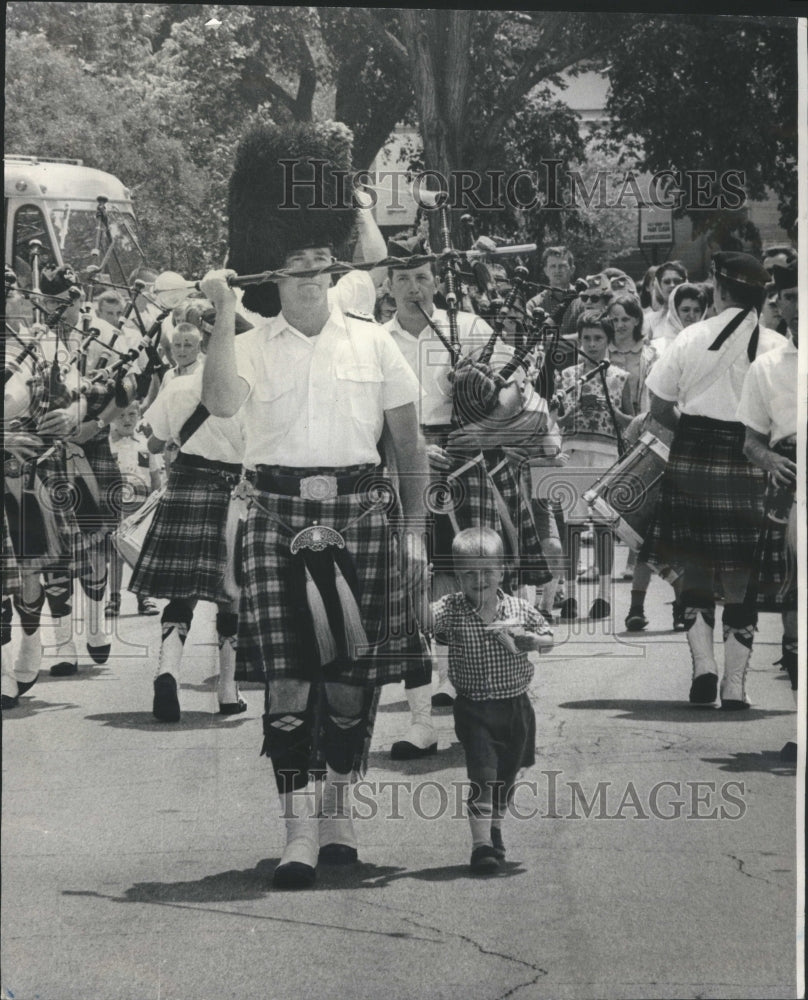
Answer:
[
  {"left": 201, "top": 120, "right": 429, "bottom": 889},
  {"left": 641, "top": 251, "right": 784, "bottom": 711}
]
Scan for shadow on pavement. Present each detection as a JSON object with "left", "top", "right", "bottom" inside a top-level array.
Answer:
[
  {"left": 366, "top": 743, "right": 466, "bottom": 773},
  {"left": 701, "top": 751, "right": 798, "bottom": 776},
  {"left": 64, "top": 858, "right": 527, "bottom": 907},
  {"left": 1, "top": 696, "right": 80, "bottom": 718},
  {"left": 558, "top": 699, "right": 796, "bottom": 723},
  {"left": 84, "top": 710, "right": 251, "bottom": 731},
  {"left": 39, "top": 665, "right": 112, "bottom": 682}
]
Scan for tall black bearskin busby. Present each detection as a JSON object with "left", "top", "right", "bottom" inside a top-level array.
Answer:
[{"left": 228, "top": 119, "right": 358, "bottom": 318}]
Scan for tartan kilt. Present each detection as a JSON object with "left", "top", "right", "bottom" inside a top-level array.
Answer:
[
  {"left": 2, "top": 508, "right": 21, "bottom": 596},
  {"left": 237, "top": 488, "right": 425, "bottom": 687},
  {"left": 129, "top": 464, "right": 233, "bottom": 602},
  {"left": 4, "top": 447, "right": 80, "bottom": 571},
  {"left": 487, "top": 454, "right": 552, "bottom": 586},
  {"left": 429, "top": 453, "right": 501, "bottom": 571},
  {"left": 746, "top": 470, "right": 798, "bottom": 611},
  {"left": 640, "top": 415, "right": 765, "bottom": 576},
  {"left": 75, "top": 435, "right": 124, "bottom": 534}
]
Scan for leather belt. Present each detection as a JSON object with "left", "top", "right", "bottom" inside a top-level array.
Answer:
[
  {"left": 251, "top": 465, "right": 376, "bottom": 500},
  {"left": 174, "top": 452, "right": 242, "bottom": 476}
]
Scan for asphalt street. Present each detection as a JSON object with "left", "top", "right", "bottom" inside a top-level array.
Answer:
[{"left": 1, "top": 546, "right": 801, "bottom": 1000}]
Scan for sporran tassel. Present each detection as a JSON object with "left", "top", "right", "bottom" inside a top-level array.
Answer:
[
  {"left": 333, "top": 563, "right": 368, "bottom": 660},
  {"left": 305, "top": 565, "right": 338, "bottom": 666}
]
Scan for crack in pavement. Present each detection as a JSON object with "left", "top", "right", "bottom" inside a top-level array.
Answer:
[
  {"left": 725, "top": 853, "right": 787, "bottom": 888},
  {"left": 358, "top": 895, "right": 549, "bottom": 994}
]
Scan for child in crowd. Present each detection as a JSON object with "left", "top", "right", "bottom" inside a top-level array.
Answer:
[
  {"left": 431, "top": 528, "right": 553, "bottom": 874},
  {"left": 106, "top": 402, "right": 163, "bottom": 617}
]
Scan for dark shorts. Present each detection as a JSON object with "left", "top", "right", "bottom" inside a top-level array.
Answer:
[{"left": 453, "top": 692, "right": 536, "bottom": 804}]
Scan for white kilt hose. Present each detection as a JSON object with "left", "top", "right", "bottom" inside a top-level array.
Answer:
[
  {"left": 129, "top": 454, "right": 241, "bottom": 602},
  {"left": 236, "top": 473, "right": 428, "bottom": 687}
]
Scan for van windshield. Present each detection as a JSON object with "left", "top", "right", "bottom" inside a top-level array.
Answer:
[{"left": 49, "top": 201, "right": 147, "bottom": 285}]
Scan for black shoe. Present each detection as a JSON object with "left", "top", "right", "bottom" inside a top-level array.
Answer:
[
  {"left": 319, "top": 843, "right": 358, "bottom": 865},
  {"left": 273, "top": 861, "right": 316, "bottom": 889},
  {"left": 470, "top": 844, "right": 501, "bottom": 874},
  {"left": 625, "top": 610, "right": 648, "bottom": 632},
  {"left": 153, "top": 673, "right": 180, "bottom": 722},
  {"left": 558, "top": 597, "right": 578, "bottom": 622},
  {"left": 1, "top": 693, "right": 19, "bottom": 710},
  {"left": 431, "top": 691, "right": 454, "bottom": 707},
  {"left": 720, "top": 699, "right": 751, "bottom": 712},
  {"left": 390, "top": 738, "right": 438, "bottom": 760},
  {"left": 780, "top": 741, "right": 797, "bottom": 763},
  {"left": 87, "top": 642, "right": 111, "bottom": 665},
  {"left": 490, "top": 827, "right": 506, "bottom": 861},
  {"left": 50, "top": 661, "right": 78, "bottom": 677},
  {"left": 689, "top": 673, "right": 718, "bottom": 705},
  {"left": 218, "top": 697, "right": 247, "bottom": 715},
  {"left": 16, "top": 674, "right": 39, "bottom": 696},
  {"left": 588, "top": 598, "right": 611, "bottom": 621}
]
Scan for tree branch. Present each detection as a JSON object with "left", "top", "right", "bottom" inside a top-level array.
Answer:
[{"left": 354, "top": 8, "right": 410, "bottom": 65}]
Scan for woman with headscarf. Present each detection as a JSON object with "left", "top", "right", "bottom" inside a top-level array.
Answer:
[{"left": 645, "top": 261, "right": 688, "bottom": 341}]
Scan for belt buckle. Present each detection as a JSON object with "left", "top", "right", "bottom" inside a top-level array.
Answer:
[{"left": 299, "top": 474, "right": 339, "bottom": 501}]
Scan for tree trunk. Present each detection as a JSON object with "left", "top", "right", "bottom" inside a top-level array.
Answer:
[{"left": 400, "top": 9, "right": 473, "bottom": 247}]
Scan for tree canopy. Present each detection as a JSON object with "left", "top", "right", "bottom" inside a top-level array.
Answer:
[{"left": 4, "top": 5, "right": 798, "bottom": 275}]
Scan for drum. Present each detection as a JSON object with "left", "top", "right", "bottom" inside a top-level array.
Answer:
[
  {"left": 583, "top": 431, "right": 669, "bottom": 549},
  {"left": 112, "top": 488, "right": 164, "bottom": 568}
]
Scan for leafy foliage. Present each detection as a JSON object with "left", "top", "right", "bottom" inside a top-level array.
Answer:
[{"left": 601, "top": 14, "right": 798, "bottom": 237}]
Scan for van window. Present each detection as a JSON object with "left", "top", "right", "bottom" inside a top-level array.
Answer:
[{"left": 13, "top": 204, "right": 57, "bottom": 285}]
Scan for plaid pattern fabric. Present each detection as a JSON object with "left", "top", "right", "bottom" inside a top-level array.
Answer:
[
  {"left": 72, "top": 433, "right": 124, "bottom": 533},
  {"left": 429, "top": 453, "right": 501, "bottom": 570},
  {"left": 641, "top": 416, "right": 765, "bottom": 575},
  {"left": 5, "top": 445, "right": 81, "bottom": 569},
  {"left": 129, "top": 464, "right": 234, "bottom": 602},
  {"left": 431, "top": 590, "right": 550, "bottom": 700},
  {"left": 749, "top": 516, "right": 797, "bottom": 611},
  {"left": 487, "top": 455, "right": 552, "bottom": 586},
  {"left": 237, "top": 488, "right": 427, "bottom": 686}
]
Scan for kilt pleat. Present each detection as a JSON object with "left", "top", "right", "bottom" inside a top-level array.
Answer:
[
  {"left": 74, "top": 435, "right": 124, "bottom": 533},
  {"left": 487, "top": 456, "right": 552, "bottom": 586},
  {"left": 641, "top": 416, "right": 765, "bottom": 575},
  {"left": 129, "top": 465, "right": 232, "bottom": 602},
  {"left": 236, "top": 489, "right": 426, "bottom": 686}
]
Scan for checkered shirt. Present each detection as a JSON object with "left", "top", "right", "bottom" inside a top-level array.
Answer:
[{"left": 431, "top": 590, "right": 550, "bottom": 701}]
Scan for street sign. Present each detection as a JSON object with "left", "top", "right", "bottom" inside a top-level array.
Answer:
[{"left": 638, "top": 205, "right": 674, "bottom": 245}]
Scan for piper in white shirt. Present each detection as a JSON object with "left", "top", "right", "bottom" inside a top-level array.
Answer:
[
  {"left": 641, "top": 251, "right": 782, "bottom": 711},
  {"left": 736, "top": 259, "right": 799, "bottom": 707},
  {"left": 202, "top": 120, "right": 430, "bottom": 890}
]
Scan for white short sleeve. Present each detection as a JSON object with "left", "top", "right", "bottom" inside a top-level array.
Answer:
[
  {"left": 644, "top": 333, "right": 685, "bottom": 402},
  {"left": 736, "top": 360, "right": 772, "bottom": 437}
]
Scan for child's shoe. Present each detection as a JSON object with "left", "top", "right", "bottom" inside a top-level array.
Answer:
[
  {"left": 470, "top": 845, "right": 501, "bottom": 874},
  {"left": 490, "top": 826, "right": 506, "bottom": 860}
]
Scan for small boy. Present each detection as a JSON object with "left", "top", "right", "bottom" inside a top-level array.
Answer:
[
  {"left": 107, "top": 401, "right": 163, "bottom": 617},
  {"left": 431, "top": 527, "right": 553, "bottom": 874}
]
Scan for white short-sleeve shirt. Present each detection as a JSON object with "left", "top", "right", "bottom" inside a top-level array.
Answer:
[
  {"left": 383, "top": 308, "right": 510, "bottom": 427},
  {"left": 736, "top": 339, "right": 798, "bottom": 446},
  {"left": 234, "top": 309, "right": 419, "bottom": 469},
  {"left": 644, "top": 308, "right": 782, "bottom": 421},
  {"left": 145, "top": 361, "right": 245, "bottom": 464}
]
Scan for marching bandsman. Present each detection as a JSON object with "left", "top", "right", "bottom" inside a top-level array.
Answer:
[
  {"left": 130, "top": 313, "right": 249, "bottom": 722},
  {"left": 2, "top": 266, "right": 87, "bottom": 704},
  {"left": 642, "top": 252, "right": 783, "bottom": 710},
  {"left": 202, "top": 120, "right": 430, "bottom": 889},
  {"left": 736, "top": 260, "right": 799, "bottom": 737}
]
